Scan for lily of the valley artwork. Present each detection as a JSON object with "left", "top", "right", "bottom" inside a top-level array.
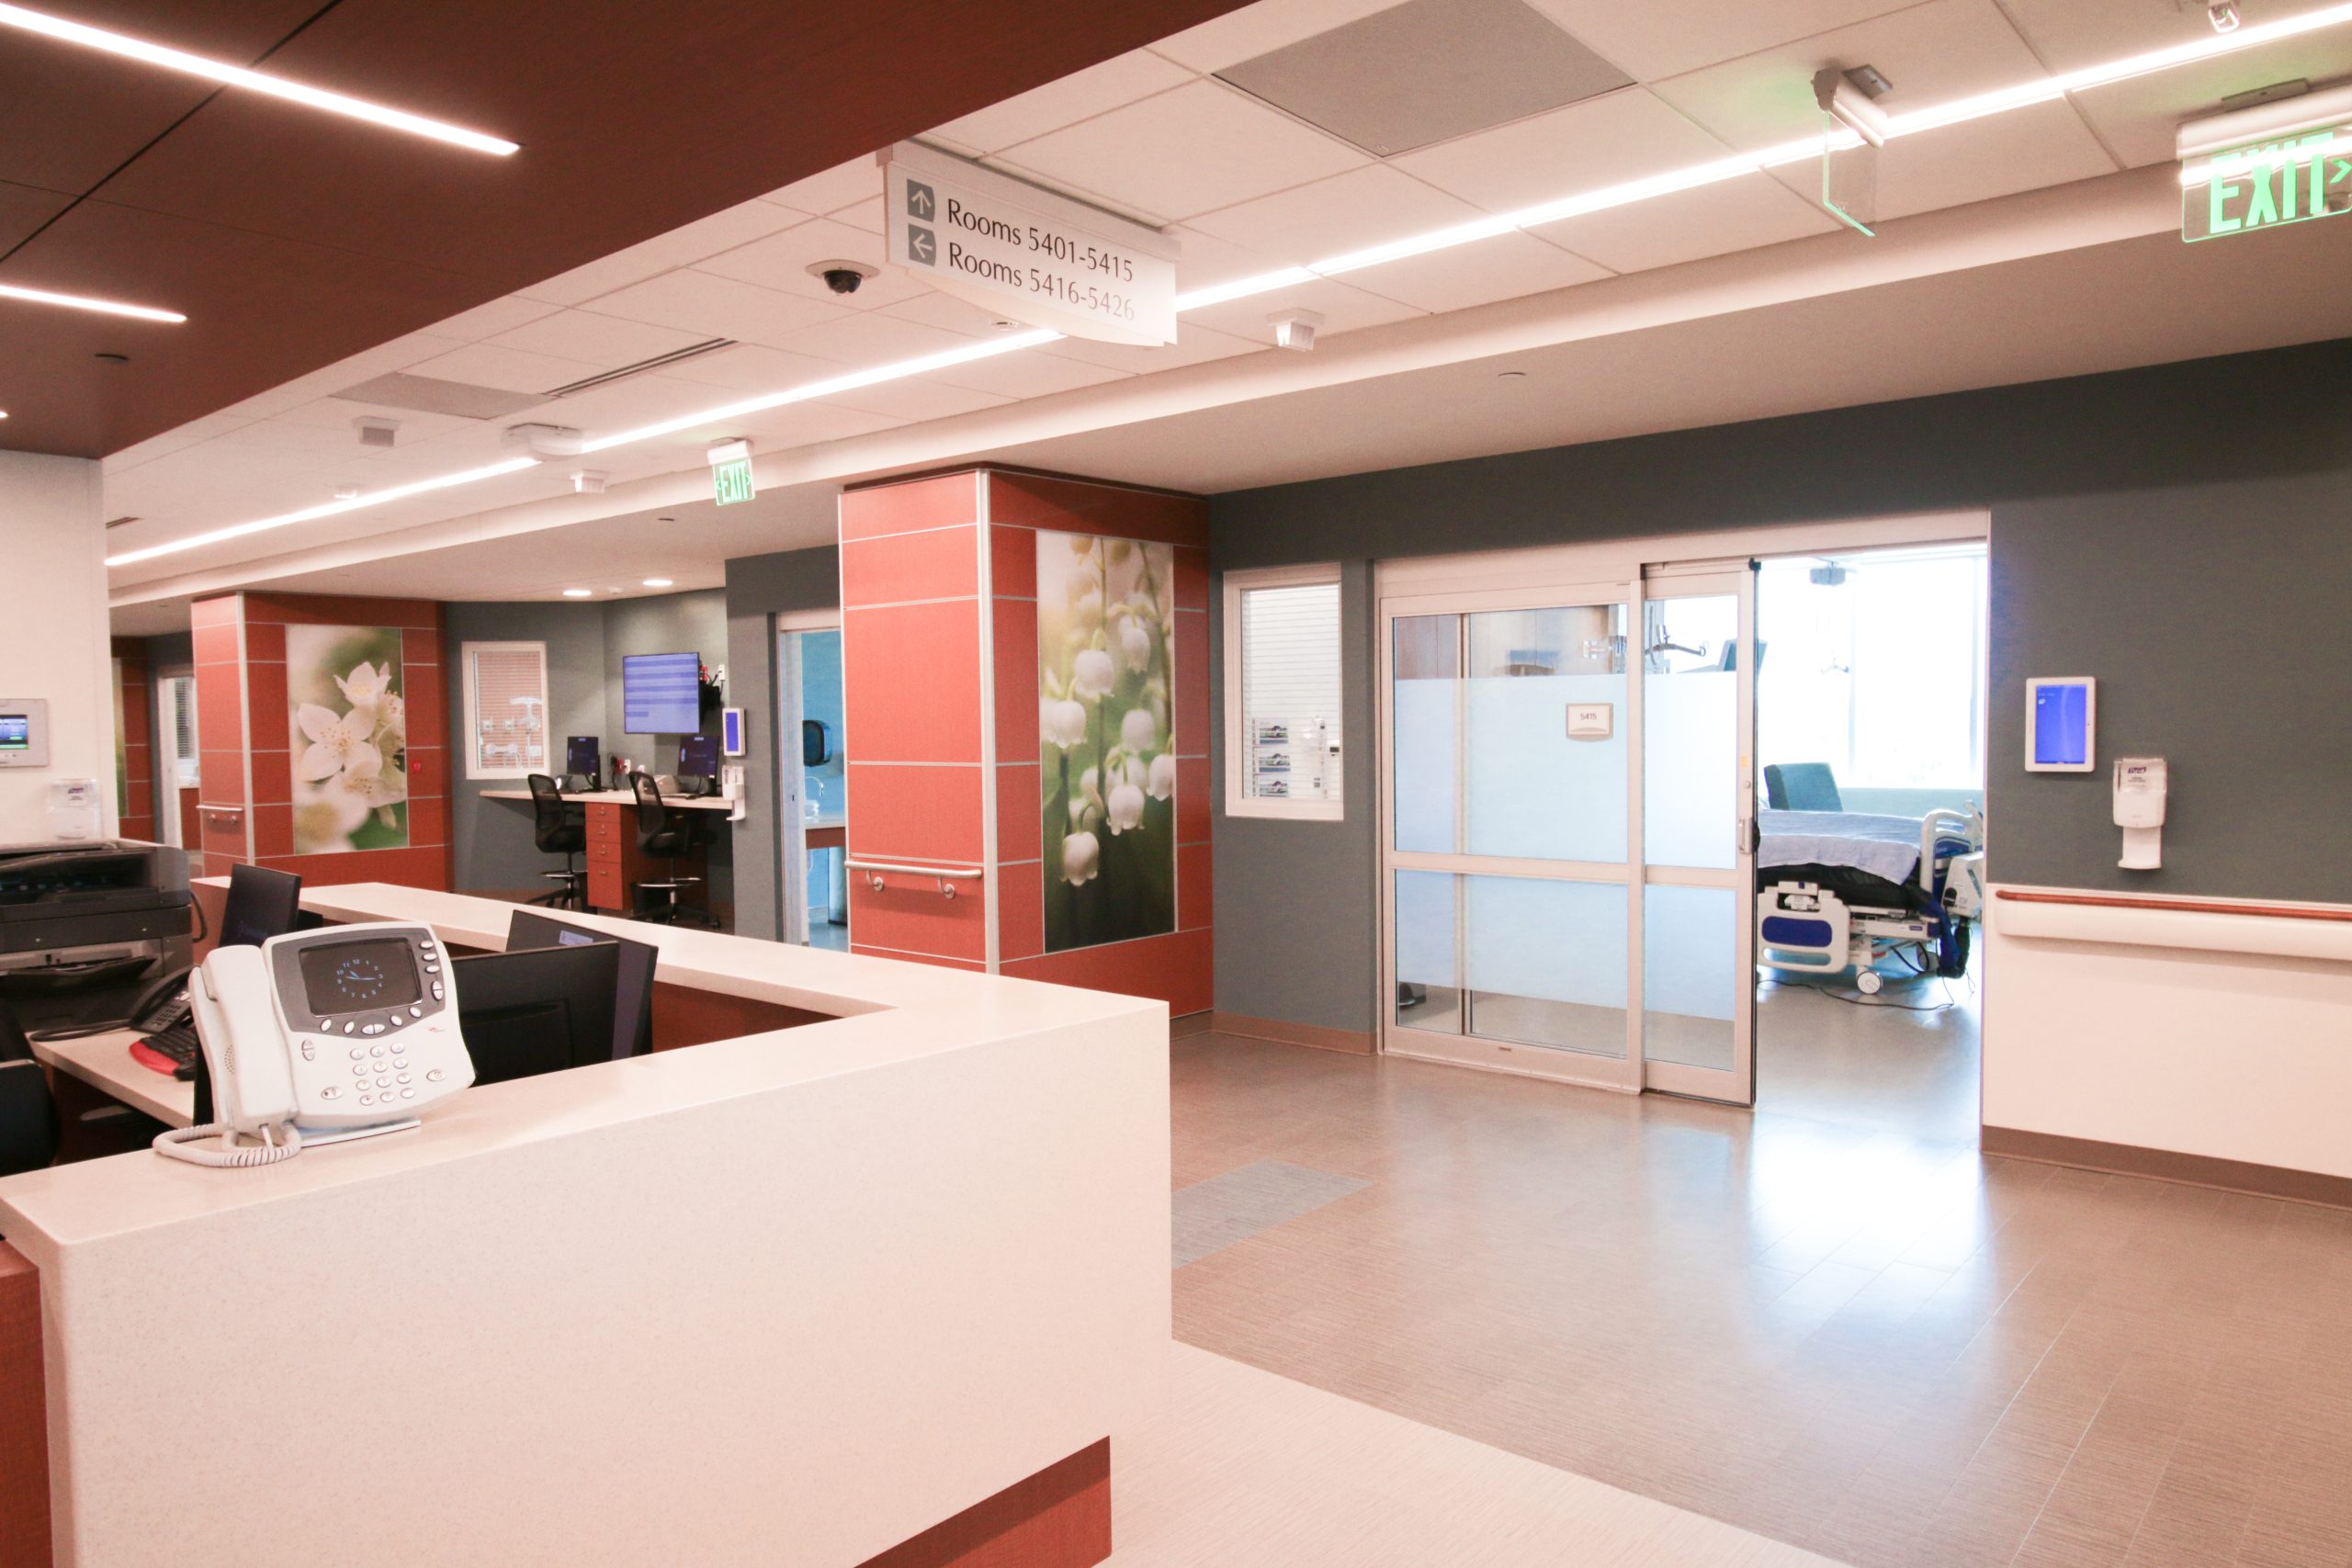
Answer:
[
  {"left": 288, "top": 625, "right": 409, "bottom": 855},
  {"left": 1037, "top": 531, "right": 1176, "bottom": 954}
]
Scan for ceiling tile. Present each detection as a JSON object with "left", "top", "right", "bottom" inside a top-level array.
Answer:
[
  {"left": 1032, "top": 321, "right": 1268, "bottom": 374},
  {"left": 1339, "top": 231, "right": 1609, "bottom": 311},
  {"left": 929, "top": 49, "right": 1197, "bottom": 153},
  {"left": 1187, "top": 164, "right": 1487, "bottom": 265},
  {"left": 2065, "top": 33, "right": 2352, "bottom": 169},
  {"left": 924, "top": 350, "right": 1132, "bottom": 400},
  {"left": 272, "top": 397, "right": 472, "bottom": 445},
  {"left": 1166, "top": 224, "right": 1289, "bottom": 294},
  {"left": 695, "top": 218, "right": 931, "bottom": 310},
  {"left": 1393, "top": 88, "right": 1739, "bottom": 213},
  {"left": 515, "top": 199, "right": 809, "bottom": 307},
  {"left": 532, "top": 372, "right": 731, "bottom": 436},
  {"left": 485, "top": 310, "right": 719, "bottom": 372},
  {"left": 1521, "top": 0, "right": 1923, "bottom": 82},
  {"left": 102, "top": 412, "right": 256, "bottom": 475},
  {"left": 429, "top": 295, "right": 563, "bottom": 343},
  {"left": 585, "top": 269, "right": 853, "bottom": 348},
  {"left": 1152, "top": 0, "right": 1418, "bottom": 73},
  {"left": 654, "top": 342, "right": 858, "bottom": 393},
  {"left": 763, "top": 158, "right": 884, "bottom": 217},
  {"left": 1177, "top": 273, "right": 1424, "bottom": 339},
  {"left": 404, "top": 342, "right": 601, "bottom": 398},
  {"left": 831, "top": 197, "right": 888, "bottom": 235},
  {"left": 995, "top": 79, "right": 1368, "bottom": 222},
  {"left": 731, "top": 401, "right": 906, "bottom": 448},
  {"left": 1998, "top": 0, "right": 2252, "bottom": 75},
  {"left": 815, "top": 378, "right": 1014, "bottom": 423},
  {"left": 1650, "top": 0, "right": 2064, "bottom": 154},
  {"left": 1773, "top": 97, "right": 2119, "bottom": 221},
  {"left": 1534, "top": 170, "right": 1838, "bottom": 272}
]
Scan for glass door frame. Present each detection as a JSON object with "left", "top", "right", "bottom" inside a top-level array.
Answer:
[
  {"left": 1636, "top": 562, "right": 1757, "bottom": 1105},
  {"left": 775, "top": 612, "right": 842, "bottom": 948},
  {"left": 1379, "top": 577, "right": 1645, "bottom": 1093}
]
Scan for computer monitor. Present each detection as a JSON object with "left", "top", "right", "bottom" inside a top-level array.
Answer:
[
  {"left": 218, "top": 863, "right": 302, "bottom": 948},
  {"left": 565, "top": 736, "right": 600, "bottom": 780},
  {"left": 622, "top": 651, "right": 700, "bottom": 734},
  {"left": 450, "top": 942, "right": 619, "bottom": 1088},
  {"left": 504, "top": 910, "right": 654, "bottom": 1061},
  {"left": 677, "top": 733, "right": 718, "bottom": 779}
]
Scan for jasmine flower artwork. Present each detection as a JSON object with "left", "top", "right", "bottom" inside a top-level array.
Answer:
[
  {"left": 285, "top": 625, "right": 410, "bottom": 854},
  {"left": 1037, "top": 531, "right": 1176, "bottom": 953}
]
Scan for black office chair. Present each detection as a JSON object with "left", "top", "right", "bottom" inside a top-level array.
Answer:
[
  {"left": 0, "top": 996, "right": 61, "bottom": 1176},
  {"left": 526, "top": 773, "right": 588, "bottom": 910},
  {"left": 1763, "top": 761, "right": 1845, "bottom": 812},
  {"left": 629, "top": 771, "right": 715, "bottom": 927}
]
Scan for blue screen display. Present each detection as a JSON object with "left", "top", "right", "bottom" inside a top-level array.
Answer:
[
  {"left": 2032, "top": 682, "right": 2089, "bottom": 766},
  {"left": 678, "top": 733, "right": 718, "bottom": 775},
  {"left": 622, "top": 652, "right": 700, "bottom": 734}
]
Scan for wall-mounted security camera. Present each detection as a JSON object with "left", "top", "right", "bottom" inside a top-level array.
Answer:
[{"left": 808, "top": 259, "right": 879, "bottom": 296}]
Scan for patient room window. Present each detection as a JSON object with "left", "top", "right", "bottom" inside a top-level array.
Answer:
[
  {"left": 1756, "top": 547, "right": 1988, "bottom": 799},
  {"left": 463, "top": 641, "right": 550, "bottom": 779},
  {"left": 1226, "top": 566, "right": 1344, "bottom": 820}
]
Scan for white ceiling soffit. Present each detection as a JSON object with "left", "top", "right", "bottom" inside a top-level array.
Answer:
[{"left": 111, "top": 158, "right": 2192, "bottom": 609}]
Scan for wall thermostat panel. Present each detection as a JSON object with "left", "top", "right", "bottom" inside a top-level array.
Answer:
[
  {"left": 2024, "top": 677, "right": 2095, "bottom": 773},
  {"left": 0, "top": 698, "right": 51, "bottom": 768}
]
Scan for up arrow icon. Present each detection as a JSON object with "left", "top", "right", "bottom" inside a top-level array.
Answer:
[{"left": 906, "top": 180, "right": 936, "bottom": 220}]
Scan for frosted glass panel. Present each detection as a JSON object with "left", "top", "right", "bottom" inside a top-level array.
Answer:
[
  {"left": 1392, "top": 615, "right": 1458, "bottom": 853},
  {"left": 1643, "top": 883, "right": 1736, "bottom": 1070},
  {"left": 1643, "top": 596, "right": 1739, "bottom": 870},
  {"left": 1394, "top": 870, "right": 1460, "bottom": 1032},
  {"left": 1464, "top": 875, "right": 1627, "bottom": 1057},
  {"left": 1463, "top": 605, "right": 1627, "bottom": 863}
]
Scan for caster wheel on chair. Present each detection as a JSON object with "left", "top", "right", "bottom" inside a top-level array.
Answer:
[{"left": 1855, "top": 970, "right": 1883, "bottom": 996}]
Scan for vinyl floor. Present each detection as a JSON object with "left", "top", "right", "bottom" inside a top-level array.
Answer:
[{"left": 1170, "top": 1031, "right": 2352, "bottom": 1568}]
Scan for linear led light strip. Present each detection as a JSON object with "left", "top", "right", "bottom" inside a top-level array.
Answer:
[
  {"left": 0, "top": 279, "right": 185, "bottom": 321},
  {"left": 107, "top": 0, "right": 2352, "bottom": 570},
  {"left": 0, "top": 2, "right": 518, "bottom": 153}
]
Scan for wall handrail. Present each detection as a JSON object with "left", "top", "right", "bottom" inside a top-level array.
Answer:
[
  {"left": 846, "top": 860, "right": 982, "bottom": 899},
  {"left": 1994, "top": 888, "right": 2352, "bottom": 924}
]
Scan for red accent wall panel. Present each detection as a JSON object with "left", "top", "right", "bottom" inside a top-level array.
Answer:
[
  {"left": 996, "top": 763, "right": 1042, "bottom": 867},
  {"left": 849, "top": 878, "right": 988, "bottom": 964},
  {"left": 987, "top": 471, "right": 1208, "bottom": 548},
  {"left": 1176, "top": 757, "right": 1211, "bottom": 846},
  {"left": 112, "top": 637, "right": 155, "bottom": 842},
  {"left": 996, "top": 864, "right": 1043, "bottom": 964},
  {"left": 1002, "top": 931, "right": 1212, "bottom": 1016},
  {"left": 0, "top": 1243, "right": 49, "bottom": 1568},
  {"left": 842, "top": 524, "right": 979, "bottom": 605},
  {"left": 990, "top": 599, "right": 1039, "bottom": 765},
  {"left": 1179, "top": 843, "right": 1212, "bottom": 932},
  {"left": 844, "top": 763, "right": 986, "bottom": 867},
  {"left": 841, "top": 472, "right": 981, "bottom": 542},
  {"left": 843, "top": 602, "right": 984, "bottom": 764},
  {"left": 1171, "top": 608, "right": 1210, "bottom": 760}
]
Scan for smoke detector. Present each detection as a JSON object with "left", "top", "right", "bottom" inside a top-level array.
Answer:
[{"left": 503, "top": 423, "right": 586, "bottom": 460}]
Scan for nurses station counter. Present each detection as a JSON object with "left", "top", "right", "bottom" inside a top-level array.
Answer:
[{"left": 0, "top": 885, "right": 1170, "bottom": 1568}]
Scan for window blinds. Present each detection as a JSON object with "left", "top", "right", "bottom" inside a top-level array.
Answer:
[
  {"left": 469, "top": 644, "right": 548, "bottom": 775},
  {"left": 1240, "top": 582, "right": 1342, "bottom": 803}
]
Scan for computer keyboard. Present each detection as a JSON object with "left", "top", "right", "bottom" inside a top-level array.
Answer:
[{"left": 134, "top": 1026, "right": 201, "bottom": 1081}]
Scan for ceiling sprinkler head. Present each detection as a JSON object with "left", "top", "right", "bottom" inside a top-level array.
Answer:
[{"left": 2209, "top": 0, "right": 2240, "bottom": 30}]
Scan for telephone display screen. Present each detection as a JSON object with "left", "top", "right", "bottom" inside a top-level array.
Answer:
[
  {"left": 0, "top": 715, "right": 27, "bottom": 750},
  {"left": 297, "top": 938, "right": 422, "bottom": 1014}
]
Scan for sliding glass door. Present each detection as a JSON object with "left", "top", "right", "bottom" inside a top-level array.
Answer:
[{"left": 1380, "top": 565, "right": 1758, "bottom": 1104}]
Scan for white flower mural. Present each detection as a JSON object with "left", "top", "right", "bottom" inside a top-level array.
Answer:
[
  {"left": 286, "top": 626, "right": 410, "bottom": 854},
  {"left": 1037, "top": 529, "right": 1176, "bottom": 952}
]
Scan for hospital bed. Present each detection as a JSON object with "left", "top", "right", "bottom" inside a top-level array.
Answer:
[{"left": 1756, "top": 807, "right": 1984, "bottom": 993}]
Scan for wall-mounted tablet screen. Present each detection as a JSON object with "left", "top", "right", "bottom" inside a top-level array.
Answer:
[{"left": 2025, "top": 677, "right": 2095, "bottom": 773}]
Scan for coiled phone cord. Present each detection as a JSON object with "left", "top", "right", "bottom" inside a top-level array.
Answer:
[{"left": 153, "top": 1121, "right": 302, "bottom": 1167}]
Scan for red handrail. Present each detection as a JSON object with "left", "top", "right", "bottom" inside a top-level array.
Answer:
[{"left": 1995, "top": 888, "right": 2352, "bottom": 924}]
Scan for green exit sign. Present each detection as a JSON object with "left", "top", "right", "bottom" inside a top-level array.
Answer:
[
  {"left": 2183, "top": 129, "right": 2352, "bottom": 242},
  {"left": 711, "top": 456, "right": 755, "bottom": 506}
]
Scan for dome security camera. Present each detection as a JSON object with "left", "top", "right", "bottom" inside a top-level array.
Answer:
[{"left": 808, "top": 259, "right": 880, "bottom": 296}]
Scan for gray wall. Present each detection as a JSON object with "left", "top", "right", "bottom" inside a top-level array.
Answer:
[
  {"left": 1209, "top": 339, "right": 2352, "bottom": 1033},
  {"left": 723, "top": 547, "right": 842, "bottom": 942},
  {"left": 444, "top": 602, "right": 607, "bottom": 895}
]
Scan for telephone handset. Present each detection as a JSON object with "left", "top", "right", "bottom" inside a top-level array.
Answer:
[
  {"left": 125, "top": 964, "right": 194, "bottom": 1036},
  {"left": 153, "top": 921, "right": 475, "bottom": 1168}
]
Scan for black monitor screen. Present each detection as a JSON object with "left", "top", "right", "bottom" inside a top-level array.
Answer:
[
  {"left": 678, "top": 733, "right": 718, "bottom": 775},
  {"left": 565, "top": 736, "right": 599, "bottom": 776},
  {"left": 297, "top": 938, "right": 422, "bottom": 1015},
  {"left": 220, "top": 863, "right": 302, "bottom": 948}
]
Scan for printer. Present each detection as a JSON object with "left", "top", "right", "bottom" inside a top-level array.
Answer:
[{"left": 0, "top": 840, "right": 194, "bottom": 987}]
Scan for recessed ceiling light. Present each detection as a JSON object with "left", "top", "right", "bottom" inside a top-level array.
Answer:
[
  {"left": 561, "top": 588, "right": 593, "bottom": 598},
  {"left": 641, "top": 578, "right": 673, "bottom": 588},
  {"left": 0, "top": 1, "right": 519, "bottom": 154},
  {"left": 0, "top": 285, "right": 183, "bottom": 324},
  {"left": 1498, "top": 370, "right": 1527, "bottom": 380}
]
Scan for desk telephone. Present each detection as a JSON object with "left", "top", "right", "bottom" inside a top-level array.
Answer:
[{"left": 153, "top": 922, "right": 475, "bottom": 1168}]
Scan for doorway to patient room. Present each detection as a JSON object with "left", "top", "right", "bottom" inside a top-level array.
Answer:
[
  {"left": 776, "top": 618, "right": 847, "bottom": 952},
  {"left": 1751, "top": 541, "right": 1989, "bottom": 1144}
]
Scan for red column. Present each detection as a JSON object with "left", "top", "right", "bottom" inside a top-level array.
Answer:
[
  {"left": 187, "top": 592, "right": 452, "bottom": 890},
  {"left": 838, "top": 468, "right": 1211, "bottom": 1015}
]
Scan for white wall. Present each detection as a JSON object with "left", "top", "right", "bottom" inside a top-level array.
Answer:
[
  {"left": 1983, "top": 890, "right": 2352, "bottom": 1180},
  {"left": 0, "top": 452, "right": 111, "bottom": 841}
]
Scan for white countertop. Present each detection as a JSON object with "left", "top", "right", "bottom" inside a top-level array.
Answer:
[{"left": 30, "top": 1029, "right": 195, "bottom": 1128}]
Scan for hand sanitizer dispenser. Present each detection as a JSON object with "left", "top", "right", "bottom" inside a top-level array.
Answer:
[{"left": 2112, "top": 757, "right": 2166, "bottom": 870}]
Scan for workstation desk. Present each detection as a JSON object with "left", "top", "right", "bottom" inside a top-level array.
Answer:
[
  {"left": 479, "top": 786, "right": 734, "bottom": 915},
  {"left": 0, "top": 883, "right": 1170, "bottom": 1568}
]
